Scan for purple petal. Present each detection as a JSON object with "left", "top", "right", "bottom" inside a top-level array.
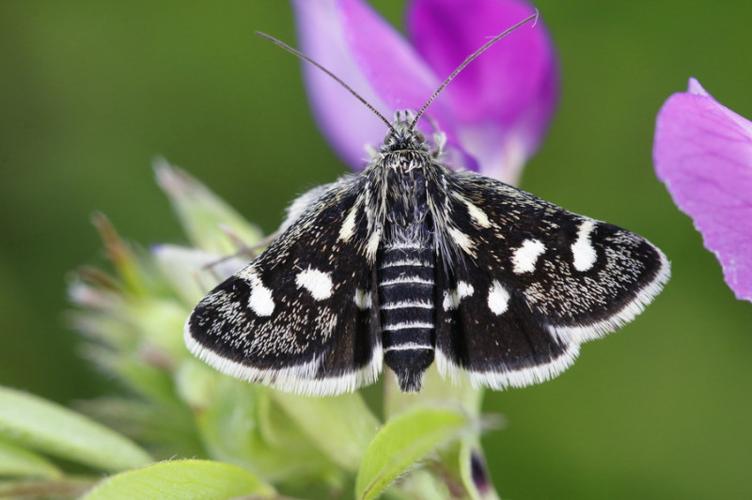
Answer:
[
  {"left": 408, "top": 0, "right": 559, "bottom": 181},
  {"left": 654, "top": 78, "right": 752, "bottom": 302},
  {"left": 337, "top": 0, "right": 457, "bottom": 137},
  {"left": 292, "top": 0, "right": 391, "bottom": 169}
]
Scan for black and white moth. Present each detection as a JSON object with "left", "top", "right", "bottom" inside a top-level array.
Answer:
[{"left": 185, "top": 16, "right": 670, "bottom": 396}]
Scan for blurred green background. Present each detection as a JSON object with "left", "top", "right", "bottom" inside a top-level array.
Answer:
[{"left": 1, "top": 1, "right": 751, "bottom": 498}]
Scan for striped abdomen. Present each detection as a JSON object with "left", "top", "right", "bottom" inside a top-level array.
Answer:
[{"left": 378, "top": 242, "right": 435, "bottom": 391}]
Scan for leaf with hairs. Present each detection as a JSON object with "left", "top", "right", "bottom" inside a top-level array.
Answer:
[
  {"left": 355, "top": 406, "right": 470, "bottom": 500},
  {"left": 83, "top": 459, "right": 275, "bottom": 500}
]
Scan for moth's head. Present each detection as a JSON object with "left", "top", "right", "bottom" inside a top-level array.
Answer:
[{"left": 381, "top": 110, "right": 428, "bottom": 154}]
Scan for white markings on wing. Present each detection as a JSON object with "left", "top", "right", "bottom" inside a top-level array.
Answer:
[
  {"left": 487, "top": 280, "right": 510, "bottom": 316},
  {"left": 453, "top": 193, "right": 491, "bottom": 228},
  {"left": 245, "top": 271, "right": 275, "bottom": 317},
  {"left": 512, "top": 239, "right": 546, "bottom": 274},
  {"left": 295, "top": 268, "right": 333, "bottom": 300},
  {"left": 338, "top": 204, "right": 359, "bottom": 242},
  {"left": 447, "top": 226, "right": 476, "bottom": 256},
  {"left": 442, "top": 281, "right": 475, "bottom": 311},
  {"left": 366, "top": 228, "right": 382, "bottom": 261},
  {"left": 353, "top": 288, "right": 372, "bottom": 310},
  {"left": 572, "top": 220, "right": 598, "bottom": 271},
  {"left": 550, "top": 244, "right": 671, "bottom": 343}
]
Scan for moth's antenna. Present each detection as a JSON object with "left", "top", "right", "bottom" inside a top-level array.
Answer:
[
  {"left": 256, "top": 31, "right": 396, "bottom": 133},
  {"left": 410, "top": 10, "right": 540, "bottom": 131}
]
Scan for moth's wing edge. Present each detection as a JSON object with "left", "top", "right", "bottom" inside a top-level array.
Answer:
[
  {"left": 184, "top": 319, "right": 384, "bottom": 397},
  {"left": 435, "top": 341, "right": 580, "bottom": 391},
  {"left": 548, "top": 244, "right": 671, "bottom": 344}
]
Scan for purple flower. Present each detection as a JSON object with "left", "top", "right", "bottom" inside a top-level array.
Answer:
[
  {"left": 292, "top": 0, "right": 559, "bottom": 183},
  {"left": 654, "top": 78, "right": 752, "bottom": 303}
]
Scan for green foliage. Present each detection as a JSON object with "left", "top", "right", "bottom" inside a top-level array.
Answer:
[
  {"left": 0, "top": 386, "right": 151, "bottom": 472},
  {"left": 355, "top": 407, "right": 471, "bottom": 500},
  {"left": 271, "top": 391, "right": 380, "bottom": 471},
  {"left": 154, "top": 160, "right": 264, "bottom": 254},
  {"left": 83, "top": 459, "right": 275, "bottom": 500},
  {"left": 0, "top": 439, "right": 61, "bottom": 479}
]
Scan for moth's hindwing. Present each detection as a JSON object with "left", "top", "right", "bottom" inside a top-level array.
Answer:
[
  {"left": 435, "top": 171, "right": 670, "bottom": 389},
  {"left": 185, "top": 176, "right": 382, "bottom": 396}
]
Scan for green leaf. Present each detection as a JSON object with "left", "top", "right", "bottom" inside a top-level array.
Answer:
[
  {"left": 83, "top": 459, "right": 275, "bottom": 500},
  {"left": 0, "top": 386, "right": 152, "bottom": 472},
  {"left": 196, "top": 378, "right": 330, "bottom": 482},
  {"left": 271, "top": 391, "right": 380, "bottom": 471},
  {"left": 0, "top": 438, "right": 61, "bottom": 478},
  {"left": 154, "top": 160, "right": 263, "bottom": 253},
  {"left": 79, "top": 397, "right": 205, "bottom": 461},
  {"left": 355, "top": 407, "right": 471, "bottom": 500},
  {"left": 152, "top": 245, "right": 242, "bottom": 305},
  {"left": 383, "top": 368, "right": 499, "bottom": 499}
]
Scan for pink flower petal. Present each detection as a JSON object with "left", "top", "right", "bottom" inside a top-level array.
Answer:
[
  {"left": 292, "top": 0, "right": 390, "bottom": 169},
  {"left": 337, "top": 0, "right": 459, "bottom": 141},
  {"left": 407, "top": 0, "right": 559, "bottom": 181},
  {"left": 654, "top": 78, "right": 752, "bottom": 302}
]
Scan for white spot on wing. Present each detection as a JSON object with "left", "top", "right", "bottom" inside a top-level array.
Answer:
[
  {"left": 572, "top": 220, "right": 598, "bottom": 271},
  {"left": 296, "top": 268, "right": 333, "bottom": 300},
  {"left": 487, "top": 280, "right": 510, "bottom": 315},
  {"left": 447, "top": 227, "right": 476, "bottom": 256},
  {"left": 366, "top": 228, "right": 382, "bottom": 261},
  {"left": 354, "top": 288, "right": 372, "bottom": 310},
  {"left": 457, "top": 281, "right": 474, "bottom": 298},
  {"left": 466, "top": 202, "right": 491, "bottom": 228},
  {"left": 246, "top": 271, "right": 274, "bottom": 317},
  {"left": 442, "top": 281, "right": 475, "bottom": 311},
  {"left": 512, "top": 239, "right": 546, "bottom": 274},
  {"left": 452, "top": 192, "right": 492, "bottom": 228},
  {"left": 338, "top": 204, "right": 359, "bottom": 242}
]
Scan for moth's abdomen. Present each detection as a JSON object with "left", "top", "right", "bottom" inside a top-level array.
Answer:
[{"left": 378, "top": 243, "right": 435, "bottom": 391}]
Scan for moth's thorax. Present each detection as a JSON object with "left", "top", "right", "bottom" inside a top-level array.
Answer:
[
  {"left": 381, "top": 150, "right": 431, "bottom": 172},
  {"left": 384, "top": 160, "right": 432, "bottom": 231}
]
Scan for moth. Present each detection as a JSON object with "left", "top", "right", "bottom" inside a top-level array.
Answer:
[{"left": 185, "top": 14, "right": 670, "bottom": 395}]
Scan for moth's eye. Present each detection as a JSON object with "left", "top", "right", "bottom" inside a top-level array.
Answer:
[{"left": 415, "top": 132, "right": 425, "bottom": 143}]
